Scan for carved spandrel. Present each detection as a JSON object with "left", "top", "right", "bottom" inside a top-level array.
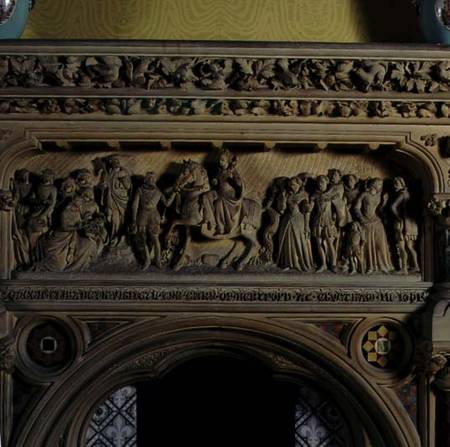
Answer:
[{"left": 0, "top": 151, "right": 422, "bottom": 276}]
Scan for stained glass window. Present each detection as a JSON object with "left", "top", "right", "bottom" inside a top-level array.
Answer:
[
  {"left": 85, "top": 386, "right": 137, "bottom": 447},
  {"left": 295, "top": 384, "right": 353, "bottom": 447},
  {"left": 86, "top": 379, "right": 353, "bottom": 446}
]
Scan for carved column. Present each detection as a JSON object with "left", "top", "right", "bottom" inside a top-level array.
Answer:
[
  {"left": 415, "top": 342, "right": 448, "bottom": 447},
  {"left": 0, "top": 306, "right": 15, "bottom": 447},
  {"left": 428, "top": 197, "right": 450, "bottom": 281},
  {"left": 433, "top": 364, "right": 450, "bottom": 447}
]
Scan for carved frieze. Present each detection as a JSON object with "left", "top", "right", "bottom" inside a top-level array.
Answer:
[
  {"left": 0, "top": 55, "right": 449, "bottom": 94},
  {"left": 0, "top": 97, "right": 449, "bottom": 119},
  {"left": 0, "top": 151, "right": 421, "bottom": 276},
  {"left": 0, "top": 46, "right": 449, "bottom": 119}
]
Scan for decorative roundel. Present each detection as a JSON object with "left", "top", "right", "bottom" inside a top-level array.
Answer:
[
  {"left": 361, "top": 324, "right": 403, "bottom": 370},
  {"left": 435, "top": 0, "right": 450, "bottom": 30},
  {"left": 351, "top": 319, "right": 413, "bottom": 383},
  {"left": 0, "top": 0, "right": 17, "bottom": 25},
  {"left": 25, "top": 321, "right": 74, "bottom": 371}
]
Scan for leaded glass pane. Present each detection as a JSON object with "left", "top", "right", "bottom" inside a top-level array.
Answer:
[
  {"left": 85, "top": 386, "right": 137, "bottom": 447},
  {"left": 295, "top": 384, "right": 353, "bottom": 447}
]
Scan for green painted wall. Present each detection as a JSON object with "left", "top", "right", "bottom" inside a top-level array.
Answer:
[{"left": 22, "top": 0, "right": 421, "bottom": 42}]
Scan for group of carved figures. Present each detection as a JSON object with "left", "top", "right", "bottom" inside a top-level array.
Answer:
[
  {"left": 262, "top": 171, "right": 420, "bottom": 275},
  {"left": 0, "top": 150, "right": 420, "bottom": 275}
]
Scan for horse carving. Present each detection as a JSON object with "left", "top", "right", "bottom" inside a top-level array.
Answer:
[{"left": 166, "top": 152, "right": 261, "bottom": 271}]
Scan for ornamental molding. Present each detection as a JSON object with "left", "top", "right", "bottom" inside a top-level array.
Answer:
[
  {"left": 1, "top": 97, "right": 449, "bottom": 119},
  {"left": 0, "top": 285, "right": 430, "bottom": 304},
  {"left": 0, "top": 54, "right": 449, "bottom": 95},
  {"left": 0, "top": 43, "right": 449, "bottom": 119}
]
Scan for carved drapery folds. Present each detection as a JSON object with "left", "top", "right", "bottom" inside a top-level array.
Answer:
[{"left": 0, "top": 150, "right": 421, "bottom": 276}]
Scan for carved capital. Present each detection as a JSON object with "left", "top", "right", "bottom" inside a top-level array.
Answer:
[
  {"left": 435, "top": 366, "right": 450, "bottom": 392},
  {"left": 428, "top": 196, "right": 445, "bottom": 217},
  {"left": 415, "top": 341, "right": 448, "bottom": 378},
  {"left": 427, "top": 195, "right": 450, "bottom": 219}
]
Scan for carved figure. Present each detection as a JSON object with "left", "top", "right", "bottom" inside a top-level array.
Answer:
[
  {"left": 343, "top": 174, "right": 360, "bottom": 218},
  {"left": 97, "top": 156, "right": 131, "bottom": 246},
  {"left": 79, "top": 187, "right": 100, "bottom": 222},
  {"left": 327, "top": 169, "right": 351, "bottom": 228},
  {"left": 26, "top": 169, "right": 57, "bottom": 254},
  {"left": 344, "top": 221, "right": 365, "bottom": 274},
  {"left": 202, "top": 149, "right": 243, "bottom": 236},
  {"left": 58, "top": 177, "right": 77, "bottom": 206},
  {"left": 390, "top": 177, "right": 420, "bottom": 274},
  {"left": 354, "top": 178, "right": 394, "bottom": 274},
  {"left": 277, "top": 176, "right": 315, "bottom": 272},
  {"left": 131, "top": 172, "right": 173, "bottom": 269},
  {"left": 261, "top": 177, "right": 289, "bottom": 263},
  {"left": 75, "top": 169, "right": 95, "bottom": 188},
  {"left": 326, "top": 169, "right": 352, "bottom": 257},
  {"left": 9, "top": 169, "right": 33, "bottom": 267},
  {"left": 311, "top": 175, "right": 338, "bottom": 273},
  {"left": 30, "top": 169, "right": 57, "bottom": 227},
  {"left": 34, "top": 196, "right": 99, "bottom": 272},
  {"left": 167, "top": 154, "right": 261, "bottom": 271}
]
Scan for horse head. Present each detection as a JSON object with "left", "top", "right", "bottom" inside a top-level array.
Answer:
[{"left": 176, "top": 159, "right": 206, "bottom": 190}]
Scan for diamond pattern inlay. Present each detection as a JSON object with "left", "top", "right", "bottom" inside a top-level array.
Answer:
[{"left": 85, "top": 386, "right": 137, "bottom": 447}]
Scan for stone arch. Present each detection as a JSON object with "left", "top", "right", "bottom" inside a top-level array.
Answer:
[{"left": 12, "top": 316, "right": 420, "bottom": 447}]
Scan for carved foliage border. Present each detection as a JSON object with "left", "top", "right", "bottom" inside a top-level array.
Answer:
[
  {"left": 0, "top": 55, "right": 449, "bottom": 94},
  {"left": 1, "top": 97, "right": 450, "bottom": 119},
  {"left": 0, "top": 47, "right": 450, "bottom": 119}
]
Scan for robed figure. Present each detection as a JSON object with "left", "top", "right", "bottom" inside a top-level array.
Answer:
[
  {"left": 277, "top": 176, "right": 315, "bottom": 272},
  {"left": 98, "top": 155, "right": 131, "bottom": 245},
  {"left": 202, "top": 149, "right": 243, "bottom": 236}
]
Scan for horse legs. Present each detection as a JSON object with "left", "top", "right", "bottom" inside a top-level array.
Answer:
[
  {"left": 219, "top": 240, "right": 239, "bottom": 269},
  {"left": 173, "top": 227, "right": 192, "bottom": 271},
  {"left": 236, "top": 230, "right": 260, "bottom": 271},
  {"left": 165, "top": 219, "right": 182, "bottom": 244}
]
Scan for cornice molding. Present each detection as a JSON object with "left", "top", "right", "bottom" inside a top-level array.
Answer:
[{"left": 0, "top": 42, "right": 448, "bottom": 119}]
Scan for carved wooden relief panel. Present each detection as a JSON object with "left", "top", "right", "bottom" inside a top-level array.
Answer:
[
  {"left": 0, "top": 148, "right": 421, "bottom": 277},
  {"left": 0, "top": 42, "right": 450, "bottom": 447}
]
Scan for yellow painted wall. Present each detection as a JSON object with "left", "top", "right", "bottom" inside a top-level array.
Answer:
[{"left": 22, "top": 0, "right": 421, "bottom": 42}]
